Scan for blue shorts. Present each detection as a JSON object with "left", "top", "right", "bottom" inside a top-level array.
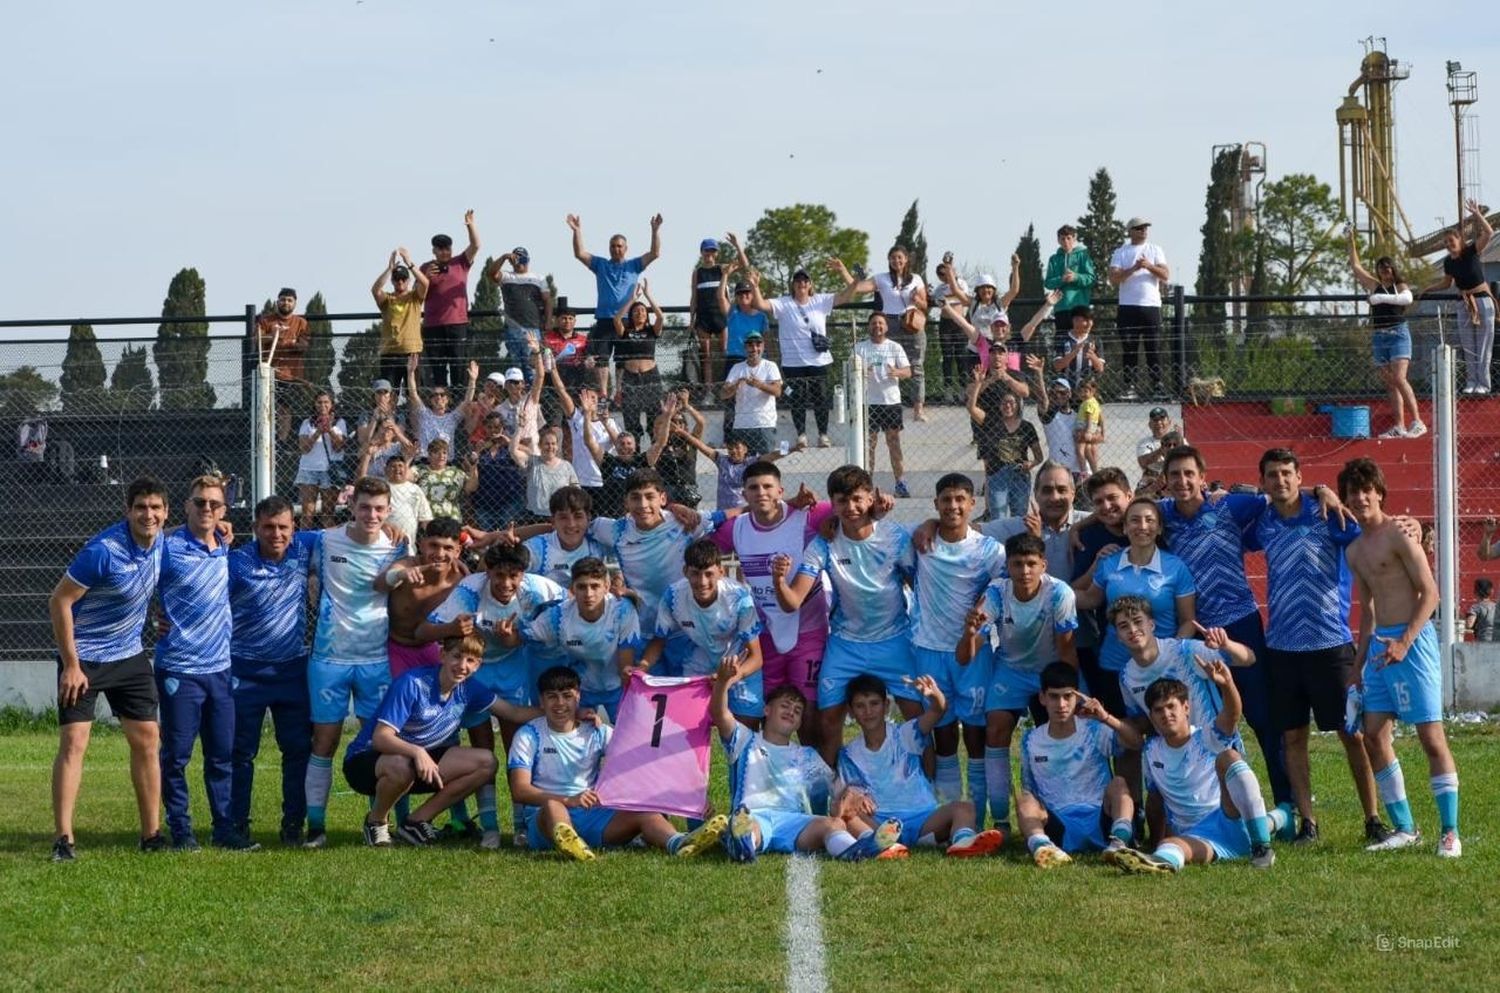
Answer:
[
  {"left": 1361, "top": 622, "right": 1443, "bottom": 725},
  {"left": 308, "top": 659, "right": 389, "bottom": 725},
  {"left": 580, "top": 688, "right": 622, "bottom": 723},
  {"left": 1177, "top": 807, "right": 1252, "bottom": 861},
  {"left": 818, "top": 633, "right": 919, "bottom": 710},
  {"left": 657, "top": 632, "right": 695, "bottom": 678},
  {"left": 876, "top": 806, "right": 937, "bottom": 847},
  {"left": 728, "top": 669, "right": 765, "bottom": 719},
  {"left": 1371, "top": 324, "right": 1413, "bottom": 366},
  {"left": 913, "top": 644, "right": 992, "bottom": 727},
  {"left": 525, "top": 805, "right": 618, "bottom": 850},
  {"left": 986, "top": 663, "right": 1041, "bottom": 714},
  {"left": 1047, "top": 803, "right": 1108, "bottom": 853},
  {"left": 750, "top": 809, "right": 822, "bottom": 854}
]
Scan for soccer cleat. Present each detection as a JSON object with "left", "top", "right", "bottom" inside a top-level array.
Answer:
[
  {"left": 873, "top": 818, "right": 904, "bottom": 854},
  {"left": 303, "top": 827, "right": 328, "bottom": 850},
  {"left": 1364, "top": 817, "right": 1393, "bottom": 844},
  {"left": 893, "top": 480, "right": 911, "bottom": 499},
  {"left": 1274, "top": 803, "right": 1298, "bottom": 842},
  {"left": 139, "top": 833, "right": 169, "bottom": 854},
  {"left": 512, "top": 831, "right": 530, "bottom": 851},
  {"left": 1110, "top": 846, "right": 1177, "bottom": 875},
  {"left": 50, "top": 836, "right": 77, "bottom": 862},
  {"left": 279, "top": 825, "right": 304, "bottom": 847},
  {"left": 480, "top": 829, "right": 502, "bottom": 851},
  {"left": 1405, "top": 420, "right": 1428, "bottom": 438},
  {"left": 212, "top": 831, "right": 262, "bottom": 852},
  {"left": 1377, "top": 425, "right": 1407, "bottom": 439},
  {"left": 1032, "top": 843, "right": 1072, "bottom": 869},
  {"left": 1101, "top": 839, "right": 1128, "bottom": 867},
  {"left": 1249, "top": 843, "right": 1276, "bottom": 869},
  {"left": 1291, "top": 819, "right": 1319, "bottom": 847},
  {"left": 362, "top": 819, "right": 392, "bottom": 848},
  {"left": 877, "top": 843, "right": 910, "bottom": 860},
  {"left": 728, "top": 807, "right": 758, "bottom": 863},
  {"left": 552, "top": 822, "right": 597, "bottom": 862},
  {"left": 1366, "top": 829, "right": 1422, "bottom": 853},
  {"left": 398, "top": 820, "right": 441, "bottom": 847},
  {"left": 674, "top": 815, "right": 729, "bottom": 858},
  {"left": 172, "top": 833, "right": 202, "bottom": 853},
  {"left": 1437, "top": 830, "right": 1462, "bottom": 859},
  {"left": 945, "top": 828, "right": 1005, "bottom": 859}
]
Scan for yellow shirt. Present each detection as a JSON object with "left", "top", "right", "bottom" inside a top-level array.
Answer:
[{"left": 380, "top": 293, "right": 424, "bottom": 354}]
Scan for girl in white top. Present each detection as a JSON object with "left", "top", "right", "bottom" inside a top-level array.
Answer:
[
  {"left": 295, "top": 390, "right": 347, "bottom": 529},
  {"left": 749, "top": 266, "right": 860, "bottom": 447},
  {"left": 836, "top": 246, "right": 930, "bottom": 419}
]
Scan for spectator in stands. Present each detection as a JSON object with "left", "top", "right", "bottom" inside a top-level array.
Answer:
[
  {"left": 355, "top": 379, "right": 402, "bottom": 448},
  {"left": 758, "top": 264, "right": 858, "bottom": 448},
  {"left": 549, "top": 361, "right": 616, "bottom": 508},
  {"left": 577, "top": 391, "right": 639, "bottom": 518},
  {"left": 1466, "top": 578, "right": 1496, "bottom": 642},
  {"left": 838, "top": 247, "right": 930, "bottom": 421},
  {"left": 1051, "top": 306, "right": 1107, "bottom": 389},
  {"left": 1348, "top": 231, "right": 1423, "bottom": 438},
  {"left": 1043, "top": 224, "right": 1095, "bottom": 331},
  {"left": 355, "top": 415, "right": 417, "bottom": 481},
  {"left": 515, "top": 425, "right": 580, "bottom": 522},
  {"left": 611, "top": 279, "right": 666, "bottom": 442},
  {"left": 372, "top": 249, "right": 429, "bottom": 400},
  {"left": 689, "top": 237, "right": 727, "bottom": 402},
  {"left": 486, "top": 246, "right": 551, "bottom": 387},
  {"left": 1073, "top": 379, "right": 1104, "bottom": 478},
  {"left": 421, "top": 211, "right": 482, "bottom": 390},
  {"left": 18, "top": 416, "right": 47, "bottom": 463},
  {"left": 1423, "top": 199, "right": 1494, "bottom": 395},
  {"left": 1108, "top": 219, "right": 1171, "bottom": 401},
  {"left": 464, "top": 411, "right": 526, "bottom": 530},
  {"left": 381, "top": 453, "right": 434, "bottom": 539},
  {"left": 967, "top": 364, "right": 1041, "bottom": 521},
  {"left": 717, "top": 274, "right": 770, "bottom": 440},
  {"left": 852, "top": 312, "right": 913, "bottom": 497},
  {"left": 295, "top": 391, "right": 346, "bottom": 529},
  {"left": 404, "top": 354, "right": 469, "bottom": 459},
  {"left": 416, "top": 438, "right": 467, "bottom": 522},
  {"left": 469, "top": 364, "right": 541, "bottom": 456},
  {"left": 649, "top": 389, "right": 707, "bottom": 508},
  {"left": 543, "top": 300, "right": 591, "bottom": 429},
  {"left": 1481, "top": 515, "right": 1498, "bottom": 560},
  {"left": 254, "top": 288, "right": 309, "bottom": 441},
  {"left": 930, "top": 254, "right": 973, "bottom": 403},
  {"left": 1030, "top": 365, "right": 1081, "bottom": 484},
  {"left": 1134, "top": 407, "right": 1185, "bottom": 495},
  {"left": 720, "top": 330, "right": 783, "bottom": 454},
  {"left": 567, "top": 212, "right": 663, "bottom": 393}
]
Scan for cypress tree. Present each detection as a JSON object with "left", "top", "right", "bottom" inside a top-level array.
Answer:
[
  {"left": 153, "top": 267, "right": 216, "bottom": 410},
  {"left": 60, "top": 323, "right": 108, "bottom": 412},
  {"left": 111, "top": 343, "right": 156, "bottom": 410}
]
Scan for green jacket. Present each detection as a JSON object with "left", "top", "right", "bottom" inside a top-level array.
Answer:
[{"left": 1043, "top": 246, "right": 1095, "bottom": 313}]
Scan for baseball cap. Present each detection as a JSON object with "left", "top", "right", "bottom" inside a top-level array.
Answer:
[
  {"left": 513, "top": 246, "right": 530, "bottom": 264},
  {"left": 973, "top": 273, "right": 997, "bottom": 290},
  {"left": 1149, "top": 406, "right": 1169, "bottom": 419},
  {"left": 700, "top": 238, "right": 719, "bottom": 252},
  {"left": 486, "top": 371, "right": 506, "bottom": 385},
  {"left": 1051, "top": 378, "right": 1073, "bottom": 391},
  {"left": 504, "top": 368, "right": 525, "bottom": 383},
  {"left": 791, "top": 269, "right": 811, "bottom": 282},
  {"left": 734, "top": 282, "right": 752, "bottom": 294},
  {"left": 744, "top": 330, "right": 764, "bottom": 342},
  {"left": 372, "top": 379, "right": 393, "bottom": 393},
  {"left": 1126, "top": 216, "right": 1151, "bottom": 229}
]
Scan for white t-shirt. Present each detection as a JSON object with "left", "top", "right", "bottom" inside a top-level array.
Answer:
[
  {"left": 1110, "top": 242, "right": 1168, "bottom": 307},
  {"left": 930, "top": 277, "right": 971, "bottom": 311},
  {"left": 728, "top": 359, "right": 782, "bottom": 429},
  {"left": 873, "top": 271, "right": 926, "bottom": 316},
  {"left": 568, "top": 409, "right": 615, "bottom": 488},
  {"left": 386, "top": 480, "right": 433, "bottom": 539},
  {"left": 297, "top": 418, "right": 348, "bottom": 473},
  {"left": 1039, "top": 409, "right": 1079, "bottom": 473},
  {"left": 853, "top": 339, "right": 910, "bottom": 406},
  {"left": 770, "top": 293, "right": 835, "bottom": 369}
]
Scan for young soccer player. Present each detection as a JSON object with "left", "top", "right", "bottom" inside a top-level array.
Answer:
[
  {"left": 772, "top": 465, "right": 920, "bottom": 765},
  {"left": 386, "top": 517, "right": 468, "bottom": 677},
  {"left": 1109, "top": 596, "right": 1255, "bottom": 729},
  {"left": 642, "top": 539, "right": 765, "bottom": 727},
  {"left": 839, "top": 674, "right": 1004, "bottom": 857},
  {"left": 1341, "top": 457, "right": 1461, "bottom": 856},
  {"left": 715, "top": 659, "right": 899, "bottom": 862},
  {"left": 508, "top": 665, "right": 727, "bottom": 861},
  {"left": 1017, "top": 662, "right": 1142, "bottom": 867},
  {"left": 958, "top": 532, "right": 1077, "bottom": 833},
  {"left": 1111, "top": 665, "right": 1287, "bottom": 873},
  {"left": 521, "top": 486, "right": 608, "bottom": 588}
]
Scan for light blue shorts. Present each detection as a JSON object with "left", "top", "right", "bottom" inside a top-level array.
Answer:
[
  {"left": 913, "top": 644, "right": 992, "bottom": 727},
  {"left": 876, "top": 806, "right": 937, "bottom": 847},
  {"left": 1361, "top": 622, "right": 1443, "bottom": 725},
  {"left": 1177, "top": 807, "right": 1252, "bottom": 861},
  {"left": 1048, "top": 802, "right": 1107, "bottom": 853},
  {"left": 580, "top": 688, "right": 622, "bottom": 723},
  {"left": 677, "top": 654, "right": 763, "bottom": 717},
  {"left": 525, "top": 805, "right": 618, "bottom": 850},
  {"left": 818, "top": 633, "right": 919, "bottom": 710},
  {"left": 751, "top": 809, "right": 822, "bottom": 854},
  {"left": 1371, "top": 324, "right": 1413, "bottom": 366},
  {"left": 987, "top": 663, "right": 1041, "bottom": 713},
  {"left": 308, "top": 659, "right": 389, "bottom": 724},
  {"left": 465, "top": 656, "right": 534, "bottom": 726}
]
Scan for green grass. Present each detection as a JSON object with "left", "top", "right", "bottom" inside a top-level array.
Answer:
[{"left": 1, "top": 722, "right": 1495, "bottom": 992}]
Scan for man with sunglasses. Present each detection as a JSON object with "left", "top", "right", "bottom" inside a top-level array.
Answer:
[
  {"left": 373, "top": 248, "right": 430, "bottom": 398},
  {"left": 1107, "top": 218, "right": 1170, "bottom": 401}
]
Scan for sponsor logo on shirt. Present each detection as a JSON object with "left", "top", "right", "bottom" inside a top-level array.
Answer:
[{"left": 330, "top": 555, "right": 349, "bottom": 564}]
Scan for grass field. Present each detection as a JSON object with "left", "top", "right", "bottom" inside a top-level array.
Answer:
[{"left": 1, "top": 717, "right": 1494, "bottom": 993}]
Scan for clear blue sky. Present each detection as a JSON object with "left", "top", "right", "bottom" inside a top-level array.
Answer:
[{"left": 2, "top": 0, "right": 1493, "bottom": 341}]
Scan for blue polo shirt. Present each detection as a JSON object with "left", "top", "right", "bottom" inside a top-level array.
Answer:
[
  {"left": 1070, "top": 522, "right": 1125, "bottom": 650},
  {"left": 229, "top": 530, "right": 322, "bottom": 667},
  {"left": 1091, "top": 547, "right": 1197, "bottom": 672},
  {"left": 346, "top": 668, "right": 498, "bottom": 759},
  {"left": 154, "top": 526, "right": 232, "bottom": 675},
  {"left": 1245, "top": 494, "right": 1359, "bottom": 652},
  {"left": 64, "top": 521, "right": 162, "bottom": 664},
  {"left": 1159, "top": 493, "right": 1265, "bottom": 628},
  {"left": 589, "top": 255, "right": 646, "bottom": 318}
]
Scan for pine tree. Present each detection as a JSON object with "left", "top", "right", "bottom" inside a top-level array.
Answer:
[
  {"left": 111, "top": 343, "right": 155, "bottom": 410},
  {"left": 894, "top": 200, "right": 929, "bottom": 281},
  {"left": 60, "top": 323, "right": 108, "bottom": 413},
  {"left": 1076, "top": 168, "right": 1126, "bottom": 301},
  {"left": 468, "top": 256, "right": 503, "bottom": 366},
  {"left": 1008, "top": 224, "right": 1046, "bottom": 334},
  {"left": 1194, "top": 148, "right": 1241, "bottom": 326},
  {"left": 302, "top": 292, "right": 335, "bottom": 394},
  {"left": 153, "top": 267, "right": 216, "bottom": 410}
]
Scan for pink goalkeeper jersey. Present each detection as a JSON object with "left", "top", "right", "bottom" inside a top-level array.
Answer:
[{"left": 594, "top": 671, "right": 713, "bottom": 818}]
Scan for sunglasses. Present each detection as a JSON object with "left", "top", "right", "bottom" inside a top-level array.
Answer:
[{"left": 191, "top": 497, "right": 225, "bottom": 510}]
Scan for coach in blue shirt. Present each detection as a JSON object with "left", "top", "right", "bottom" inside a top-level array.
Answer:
[{"left": 567, "top": 212, "right": 662, "bottom": 393}]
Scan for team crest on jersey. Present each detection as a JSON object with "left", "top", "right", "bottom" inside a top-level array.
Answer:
[{"left": 163, "top": 677, "right": 180, "bottom": 696}]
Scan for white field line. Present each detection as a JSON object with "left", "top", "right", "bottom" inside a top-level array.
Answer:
[{"left": 784, "top": 854, "right": 828, "bottom": 993}]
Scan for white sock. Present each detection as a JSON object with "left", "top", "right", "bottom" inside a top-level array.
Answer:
[
  {"left": 824, "top": 830, "right": 858, "bottom": 857},
  {"left": 1224, "top": 759, "right": 1270, "bottom": 845}
]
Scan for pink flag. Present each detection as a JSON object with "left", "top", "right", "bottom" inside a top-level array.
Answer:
[{"left": 595, "top": 671, "right": 713, "bottom": 819}]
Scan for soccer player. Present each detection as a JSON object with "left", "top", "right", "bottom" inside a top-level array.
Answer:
[
  {"left": 522, "top": 486, "right": 608, "bottom": 588},
  {"left": 714, "top": 659, "right": 900, "bottom": 862},
  {"left": 304, "top": 476, "right": 410, "bottom": 849},
  {"left": 1017, "top": 662, "right": 1142, "bottom": 867},
  {"left": 911, "top": 472, "right": 1006, "bottom": 820},
  {"left": 1340, "top": 458, "right": 1461, "bottom": 856},
  {"left": 508, "top": 665, "right": 726, "bottom": 861},
  {"left": 227, "top": 495, "right": 319, "bottom": 846},
  {"left": 1111, "top": 665, "right": 1288, "bottom": 874},
  {"left": 1109, "top": 596, "right": 1256, "bottom": 730},
  {"left": 154, "top": 475, "right": 247, "bottom": 851},
  {"left": 643, "top": 539, "right": 764, "bottom": 727},
  {"left": 958, "top": 532, "right": 1077, "bottom": 833},
  {"left": 386, "top": 517, "right": 469, "bottom": 678},
  {"left": 839, "top": 674, "right": 1004, "bottom": 857},
  {"left": 49, "top": 477, "right": 168, "bottom": 861},
  {"left": 772, "top": 464, "right": 919, "bottom": 765},
  {"left": 513, "top": 557, "right": 644, "bottom": 720}
]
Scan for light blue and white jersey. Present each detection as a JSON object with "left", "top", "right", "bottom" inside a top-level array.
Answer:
[
  {"left": 1118, "top": 638, "right": 1225, "bottom": 721},
  {"left": 837, "top": 720, "right": 935, "bottom": 813},
  {"left": 64, "top": 521, "right": 162, "bottom": 663},
  {"left": 1092, "top": 547, "right": 1196, "bottom": 672},
  {"left": 429, "top": 571, "right": 566, "bottom": 667},
  {"left": 976, "top": 575, "right": 1078, "bottom": 672},
  {"left": 722, "top": 725, "right": 833, "bottom": 815},
  {"left": 507, "top": 717, "right": 613, "bottom": 797},
  {"left": 589, "top": 515, "right": 705, "bottom": 623},
  {"left": 310, "top": 527, "right": 406, "bottom": 666},
  {"left": 346, "top": 667, "right": 498, "bottom": 758},
  {"left": 1020, "top": 719, "right": 1122, "bottom": 811},
  {"left": 229, "top": 530, "right": 321, "bottom": 663},
  {"left": 154, "top": 526, "right": 232, "bottom": 675},
  {"left": 796, "top": 521, "right": 915, "bottom": 643},
  {"left": 1143, "top": 724, "right": 1236, "bottom": 832},
  {"left": 524, "top": 532, "right": 609, "bottom": 590},
  {"left": 653, "top": 578, "right": 762, "bottom": 675},
  {"left": 522, "top": 594, "right": 643, "bottom": 696},
  {"left": 1246, "top": 494, "right": 1359, "bottom": 652},
  {"left": 910, "top": 530, "right": 1006, "bottom": 652},
  {"left": 1159, "top": 494, "right": 1264, "bottom": 627}
]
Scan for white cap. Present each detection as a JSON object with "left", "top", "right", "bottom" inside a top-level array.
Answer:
[
  {"left": 974, "top": 273, "right": 998, "bottom": 290},
  {"left": 485, "top": 371, "right": 505, "bottom": 385},
  {"left": 504, "top": 368, "right": 525, "bottom": 383}
]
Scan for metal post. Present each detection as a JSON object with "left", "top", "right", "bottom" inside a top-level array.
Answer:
[
  {"left": 1171, "top": 284, "right": 1187, "bottom": 394},
  {"left": 1433, "top": 344, "right": 1459, "bottom": 710},
  {"left": 846, "top": 352, "right": 867, "bottom": 469},
  {"left": 248, "top": 304, "right": 275, "bottom": 507}
]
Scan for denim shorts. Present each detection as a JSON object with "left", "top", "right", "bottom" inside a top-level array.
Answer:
[{"left": 1371, "top": 324, "right": 1412, "bottom": 366}]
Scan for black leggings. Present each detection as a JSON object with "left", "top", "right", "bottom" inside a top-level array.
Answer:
[
  {"left": 619, "top": 367, "right": 664, "bottom": 441},
  {"left": 936, "top": 319, "right": 972, "bottom": 394},
  {"left": 783, "top": 365, "right": 830, "bottom": 436}
]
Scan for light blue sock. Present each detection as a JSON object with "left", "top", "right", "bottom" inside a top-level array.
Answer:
[
  {"left": 1431, "top": 773, "right": 1459, "bottom": 833},
  {"left": 967, "top": 758, "right": 989, "bottom": 829},
  {"left": 305, "top": 755, "right": 333, "bottom": 830},
  {"left": 1224, "top": 759, "right": 1271, "bottom": 846},
  {"left": 477, "top": 785, "right": 498, "bottom": 833},
  {"left": 666, "top": 832, "right": 687, "bottom": 855},
  {"left": 950, "top": 826, "right": 976, "bottom": 846},
  {"left": 983, "top": 747, "right": 1010, "bottom": 826},
  {"left": 1375, "top": 760, "right": 1415, "bottom": 833},
  {"left": 1026, "top": 833, "right": 1051, "bottom": 854},
  {"left": 935, "top": 755, "right": 963, "bottom": 805},
  {"left": 1110, "top": 818, "right": 1134, "bottom": 844},
  {"left": 1153, "top": 842, "right": 1186, "bottom": 870}
]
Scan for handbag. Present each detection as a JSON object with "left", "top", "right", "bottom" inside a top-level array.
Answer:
[
  {"left": 902, "top": 306, "right": 927, "bottom": 334},
  {"left": 810, "top": 331, "right": 831, "bottom": 353}
]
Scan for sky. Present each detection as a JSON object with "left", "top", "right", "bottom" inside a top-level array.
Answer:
[{"left": 2, "top": 0, "right": 1495, "bottom": 356}]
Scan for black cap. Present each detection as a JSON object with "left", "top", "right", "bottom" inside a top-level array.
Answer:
[
  {"left": 1149, "top": 406, "right": 1169, "bottom": 419},
  {"left": 431, "top": 233, "right": 453, "bottom": 249},
  {"left": 277, "top": 287, "right": 297, "bottom": 299},
  {"left": 734, "top": 282, "right": 752, "bottom": 294},
  {"left": 792, "top": 269, "right": 811, "bottom": 282}
]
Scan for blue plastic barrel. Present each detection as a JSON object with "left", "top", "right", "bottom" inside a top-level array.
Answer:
[{"left": 1331, "top": 405, "right": 1370, "bottom": 438}]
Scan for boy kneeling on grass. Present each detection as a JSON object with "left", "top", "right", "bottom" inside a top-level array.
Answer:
[{"left": 506, "top": 665, "right": 726, "bottom": 861}]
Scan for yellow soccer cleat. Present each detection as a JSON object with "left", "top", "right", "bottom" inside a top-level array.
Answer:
[
  {"left": 552, "top": 822, "right": 597, "bottom": 862},
  {"left": 675, "top": 815, "right": 729, "bottom": 858}
]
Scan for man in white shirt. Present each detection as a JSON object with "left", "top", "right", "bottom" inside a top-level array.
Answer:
[
  {"left": 1107, "top": 218, "right": 1171, "bottom": 401},
  {"left": 719, "top": 331, "right": 783, "bottom": 454},
  {"left": 852, "top": 313, "right": 914, "bottom": 497}
]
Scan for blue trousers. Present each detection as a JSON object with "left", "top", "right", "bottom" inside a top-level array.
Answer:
[
  {"left": 985, "top": 464, "right": 1032, "bottom": 521},
  {"left": 230, "top": 658, "right": 313, "bottom": 831},
  {"left": 1224, "top": 611, "right": 1292, "bottom": 806},
  {"left": 156, "top": 668, "right": 235, "bottom": 841}
]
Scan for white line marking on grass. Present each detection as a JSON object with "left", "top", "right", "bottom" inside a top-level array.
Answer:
[{"left": 784, "top": 855, "right": 828, "bottom": 993}]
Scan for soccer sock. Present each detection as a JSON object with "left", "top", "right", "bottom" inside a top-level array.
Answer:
[
  {"left": 983, "top": 747, "right": 1010, "bottom": 826},
  {"left": 394, "top": 795, "right": 410, "bottom": 826},
  {"left": 824, "top": 829, "right": 858, "bottom": 858},
  {"left": 666, "top": 832, "right": 688, "bottom": 855},
  {"left": 1152, "top": 841, "right": 1186, "bottom": 871},
  {"left": 1224, "top": 759, "right": 1271, "bottom": 846},
  {"left": 1374, "top": 760, "right": 1415, "bottom": 833},
  {"left": 935, "top": 755, "right": 962, "bottom": 805},
  {"left": 950, "top": 827, "right": 976, "bottom": 847},
  {"left": 1110, "top": 819, "right": 1134, "bottom": 845},
  {"left": 1268, "top": 805, "right": 1291, "bottom": 837},
  {"left": 305, "top": 755, "right": 333, "bottom": 830},
  {"left": 1431, "top": 773, "right": 1459, "bottom": 833},
  {"left": 967, "top": 758, "right": 989, "bottom": 828},
  {"left": 1026, "top": 833, "right": 1051, "bottom": 855},
  {"left": 477, "top": 785, "right": 499, "bottom": 832},
  {"left": 511, "top": 802, "right": 525, "bottom": 836},
  {"left": 449, "top": 798, "right": 474, "bottom": 825}
]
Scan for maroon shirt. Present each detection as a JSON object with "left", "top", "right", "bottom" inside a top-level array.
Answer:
[{"left": 422, "top": 254, "right": 473, "bottom": 327}]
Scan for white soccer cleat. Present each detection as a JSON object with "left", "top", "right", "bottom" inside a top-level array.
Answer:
[
  {"left": 1437, "top": 830, "right": 1462, "bottom": 859},
  {"left": 1377, "top": 425, "right": 1407, "bottom": 439},
  {"left": 480, "top": 829, "right": 502, "bottom": 851},
  {"left": 1365, "top": 829, "right": 1422, "bottom": 852}
]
